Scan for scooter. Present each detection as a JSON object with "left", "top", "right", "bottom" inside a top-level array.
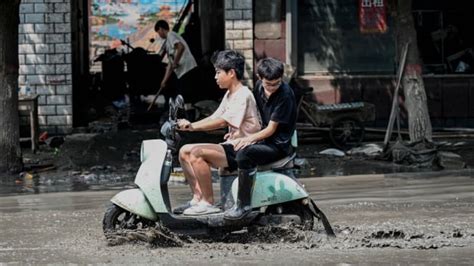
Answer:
[{"left": 102, "top": 95, "right": 335, "bottom": 237}]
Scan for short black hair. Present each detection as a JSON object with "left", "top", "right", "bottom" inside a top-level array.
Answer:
[
  {"left": 154, "top": 20, "right": 169, "bottom": 31},
  {"left": 212, "top": 50, "right": 245, "bottom": 80},
  {"left": 257, "top": 57, "right": 284, "bottom": 81}
]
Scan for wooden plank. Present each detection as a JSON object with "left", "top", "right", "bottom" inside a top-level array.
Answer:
[{"left": 384, "top": 42, "right": 410, "bottom": 149}]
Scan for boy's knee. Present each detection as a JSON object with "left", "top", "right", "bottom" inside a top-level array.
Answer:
[
  {"left": 179, "top": 144, "right": 193, "bottom": 160},
  {"left": 235, "top": 150, "right": 246, "bottom": 162},
  {"left": 189, "top": 146, "right": 204, "bottom": 158},
  {"left": 236, "top": 150, "right": 254, "bottom": 170},
  {"left": 189, "top": 147, "right": 211, "bottom": 165},
  {"left": 189, "top": 153, "right": 206, "bottom": 165}
]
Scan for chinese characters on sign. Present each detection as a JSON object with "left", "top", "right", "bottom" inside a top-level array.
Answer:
[{"left": 359, "top": 0, "right": 387, "bottom": 33}]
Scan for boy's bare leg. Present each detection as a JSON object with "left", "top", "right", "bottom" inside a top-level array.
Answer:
[
  {"left": 179, "top": 144, "right": 203, "bottom": 202},
  {"left": 188, "top": 144, "right": 228, "bottom": 204}
]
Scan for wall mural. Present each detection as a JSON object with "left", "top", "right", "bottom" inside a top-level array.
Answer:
[{"left": 90, "top": 0, "right": 187, "bottom": 67}]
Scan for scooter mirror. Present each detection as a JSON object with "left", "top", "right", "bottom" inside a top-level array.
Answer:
[
  {"left": 168, "top": 98, "right": 175, "bottom": 120},
  {"left": 172, "top": 95, "right": 184, "bottom": 120},
  {"left": 175, "top": 95, "right": 184, "bottom": 109},
  {"left": 160, "top": 121, "right": 172, "bottom": 138}
]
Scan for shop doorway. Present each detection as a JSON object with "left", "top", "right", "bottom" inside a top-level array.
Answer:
[{"left": 71, "top": 0, "right": 225, "bottom": 126}]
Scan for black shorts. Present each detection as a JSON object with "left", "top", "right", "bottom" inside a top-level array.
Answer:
[
  {"left": 235, "top": 142, "right": 287, "bottom": 170},
  {"left": 221, "top": 144, "right": 238, "bottom": 172}
]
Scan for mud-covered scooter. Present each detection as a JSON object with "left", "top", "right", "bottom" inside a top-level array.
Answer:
[{"left": 103, "top": 95, "right": 335, "bottom": 237}]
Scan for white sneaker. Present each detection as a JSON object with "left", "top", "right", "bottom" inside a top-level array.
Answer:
[
  {"left": 172, "top": 199, "right": 199, "bottom": 214},
  {"left": 183, "top": 201, "right": 221, "bottom": 216}
]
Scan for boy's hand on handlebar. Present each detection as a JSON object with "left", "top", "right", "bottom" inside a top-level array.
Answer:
[{"left": 177, "top": 119, "right": 192, "bottom": 131}]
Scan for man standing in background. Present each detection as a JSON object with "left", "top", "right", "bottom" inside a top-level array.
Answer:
[{"left": 155, "top": 20, "right": 198, "bottom": 114}]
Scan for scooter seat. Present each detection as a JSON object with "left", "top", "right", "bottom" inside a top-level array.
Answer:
[
  {"left": 258, "top": 152, "right": 296, "bottom": 171},
  {"left": 218, "top": 152, "right": 296, "bottom": 176}
]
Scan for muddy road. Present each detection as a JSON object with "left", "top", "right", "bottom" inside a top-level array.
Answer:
[{"left": 1, "top": 173, "right": 473, "bottom": 264}]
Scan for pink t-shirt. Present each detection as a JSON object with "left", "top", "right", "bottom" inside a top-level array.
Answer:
[{"left": 210, "top": 86, "right": 261, "bottom": 143}]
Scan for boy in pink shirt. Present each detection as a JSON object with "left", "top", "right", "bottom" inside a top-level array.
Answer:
[{"left": 175, "top": 50, "right": 261, "bottom": 216}]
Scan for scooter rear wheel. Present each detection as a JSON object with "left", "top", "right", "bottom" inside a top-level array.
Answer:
[
  {"left": 102, "top": 204, "right": 154, "bottom": 233},
  {"left": 266, "top": 201, "right": 314, "bottom": 230}
]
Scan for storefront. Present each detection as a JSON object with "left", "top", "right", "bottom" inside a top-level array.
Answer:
[
  {"left": 254, "top": 0, "right": 474, "bottom": 126},
  {"left": 17, "top": 0, "right": 474, "bottom": 133}
]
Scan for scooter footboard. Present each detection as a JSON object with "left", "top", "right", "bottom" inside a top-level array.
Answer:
[{"left": 111, "top": 189, "right": 158, "bottom": 221}]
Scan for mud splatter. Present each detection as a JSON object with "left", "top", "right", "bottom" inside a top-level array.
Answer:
[
  {"left": 328, "top": 224, "right": 473, "bottom": 250},
  {"left": 104, "top": 221, "right": 474, "bottom": 252},
  {"left": 104, "top": 223, "right": 326, "bottom": 247},
  {"left": 105, "top": 224, "right": 188, "bottom": 247}
]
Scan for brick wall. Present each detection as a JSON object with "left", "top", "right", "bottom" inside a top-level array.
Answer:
[
  {"left": 224, "top": 0, "right": 254, "bottom": 87},
  {"left": 18, "top": 0, "right": 73, "bottom": 134}
]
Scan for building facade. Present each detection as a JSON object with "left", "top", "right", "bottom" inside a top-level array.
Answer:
[{"left": 18, "top": 0, "right": 474, "bottom": 133}]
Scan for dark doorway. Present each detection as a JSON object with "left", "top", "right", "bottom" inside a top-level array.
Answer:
[
  {"left": 71, "top": 0, "right": 225, "bottom": 127},
  {"left": 71, "top": 0, "right": 90, "bottom": 127},
  {"left": 413, "top": 0, "right": 474, "bottom": 74}
]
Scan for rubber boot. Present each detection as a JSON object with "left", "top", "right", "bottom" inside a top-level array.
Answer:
[{"left": 223, "top": 168, "right": 256, "bottom": 220}]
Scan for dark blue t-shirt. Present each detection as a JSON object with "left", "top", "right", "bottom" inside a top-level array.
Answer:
[{"left": 254, "top": 80, "right": 297, "bottom": 154}]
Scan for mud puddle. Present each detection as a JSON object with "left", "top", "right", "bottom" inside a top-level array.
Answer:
[
  {"left": 104, "top": 223, "right": 328, "bottom": 251},
  {"left": 104, "top": 221, "right": 474, "bottom": 252}
]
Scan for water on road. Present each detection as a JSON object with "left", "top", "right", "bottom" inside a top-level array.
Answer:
[{"left": 1, "top": 173, "right": 473, "bottom": 264}]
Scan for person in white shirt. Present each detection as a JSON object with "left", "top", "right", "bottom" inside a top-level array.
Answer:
[
  {"left": 173, "top": 50, "right": 262, "bottom": 216},
  {"left": 155, "top": 20, "right": 198, "bottom": 105}
]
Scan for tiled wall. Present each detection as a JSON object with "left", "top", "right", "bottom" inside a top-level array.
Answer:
[
  {"left": 224, "top": 0, "right": 254, "bottom": 87},
  {"left": 18, "top": 0, "right": 73, "bottom": 134}
]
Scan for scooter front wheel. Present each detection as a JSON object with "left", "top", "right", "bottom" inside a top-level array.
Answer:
[{"left": 102, "top": 204, "right": 155, "bottom": 233}]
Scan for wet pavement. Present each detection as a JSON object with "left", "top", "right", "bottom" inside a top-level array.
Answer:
[
  {"left": 1, "top": 173, "right": 473, "bottom": 264},
  {"left": 1, "top": 129, "right": 473, "bottom": 263},
  {"left": 2, "top": 136, "right": 472, "bottom": 197}
]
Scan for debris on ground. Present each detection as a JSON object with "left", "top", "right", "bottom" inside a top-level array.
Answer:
[
  {"left": 319, "top": 148, "right": 345, "bottom": 157},
  {"left": 383, "top": 139, "right": 438, "bottom": 168},
  {"left": 45, "top": 136, "right": 64, "bottom": 149},
  {"left": 347, "top": 143, "right": 383, "bottom": 157},
  {"left": 382, "top": 139, "right": 466, "bottom": 170},
  {"left": 437, "top": 151, "right": 466, "bottom": 169},
  {"left": 5, "top": 123, "right": 472, "bottom": 196}
]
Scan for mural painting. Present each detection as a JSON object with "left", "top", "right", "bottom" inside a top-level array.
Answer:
[{"left": 90, "top": 0, "right": 187, "bottom": 65}]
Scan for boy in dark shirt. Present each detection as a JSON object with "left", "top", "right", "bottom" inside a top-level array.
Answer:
[{"left": 224, "top": 57, "right": 297, "bottom": 220}]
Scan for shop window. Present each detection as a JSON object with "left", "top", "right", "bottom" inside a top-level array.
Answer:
[
  {"left": 297, "top": 0, "right": 395, "bottom": 75},
  {"left": 414, "top": 1, "right": 474, "bottom": 74},
  {"left": 254, "top": 0, "right": 282, "bottom": 40}
]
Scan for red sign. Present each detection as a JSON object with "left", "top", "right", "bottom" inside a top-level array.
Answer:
[{"left": 359, "top": 0, "right": 387, "bottom": 33}]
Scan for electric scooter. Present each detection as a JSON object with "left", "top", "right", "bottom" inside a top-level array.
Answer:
[{"left": 102, "top": 95, "right": 335, "bottom": 237}]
